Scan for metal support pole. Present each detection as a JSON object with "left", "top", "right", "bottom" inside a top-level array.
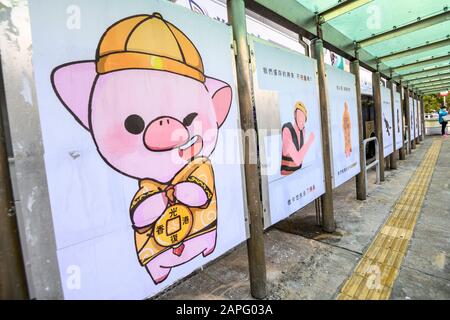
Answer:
[
  {"left": 311, "top": 37, "right": 335, "bottom": 233},
  {"left": 415, "top": 92, "right": 422, "bottom": 142},
  {"left": 372, "top": 71, "right": 385, "bottom": 181},
  {"left": 299, "top": 36, "right": 310, "bottom": 57},
  {"left": 0, "top": 83, "right": 28, "bottom": 299},
  {"left": 414, "top": 92, "right": 420, "bottom": 145},
  {"left": 227, "top": 0, "right": 266, "bottom": 299},
  {"left": 388, "top": 80, "right": 398, "bottom": 169},
  {"left": 350, "top": 58, "right": 367, "bottom": 200},
  {"left": 404, "top": 86, "right": 412, "bottom": 154},
  {"left": 385, "top": 151, "right": 391, "bottom": 171},
  {"left": 421, "top": 95, "right": 426, "bottom": 139},
  {"left": 363, "top": 137, "right": 381, "bottom": 191}
]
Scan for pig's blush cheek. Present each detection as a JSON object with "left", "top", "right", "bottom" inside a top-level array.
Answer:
[{"left": 96, "top": 128, "right": 141, "bottom": 160}]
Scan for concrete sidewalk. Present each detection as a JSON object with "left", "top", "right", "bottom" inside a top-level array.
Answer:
[
  {"left": 156, "top": 136, "right": 450, "bottom": 300},
  {"left": 391, "top": 138, "right": 450, "bottom": 299}
]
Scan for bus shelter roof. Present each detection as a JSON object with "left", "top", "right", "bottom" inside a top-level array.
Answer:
[{"left": 250, "top": 0, "right": 450, "bottom": 94}]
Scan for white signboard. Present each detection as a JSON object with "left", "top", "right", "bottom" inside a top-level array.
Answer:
[
  {"left": 415, "top": 99, "right": 420, "bottom": 137},
  {"left": 381, "top": 86, "right": 394, "bottom": 157},
  {"left": 409, "top": 97, "right": 415, "bottom": 141},
  {"left": 360, "top": 67, "right": 373, "bottom": 96},
  {"left": 30, "top": 0, "right": 247, "bottom": 299},
  {"left": 326, "top": 65, "right": 360, "bottom": 188},
  {"left": 394, "top": 92, "right": 403, "bottom": 150},
  {"left": 251, "top": 37, "right": 325, "bottom": 227},
  {"left": 417, "top": 99, "right": 422, "bottom": 136}
]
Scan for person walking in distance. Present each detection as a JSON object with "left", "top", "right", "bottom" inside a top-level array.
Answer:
[{"left": 438, "top": 104, "right": 448, "bottom": 137}]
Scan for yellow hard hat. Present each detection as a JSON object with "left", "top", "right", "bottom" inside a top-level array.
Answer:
[
  {"left": 294, "top": 101, "right": 308, "bottom": 120},
  {"left": 96, "top": 13, "right": 205, "bottom": 82}
]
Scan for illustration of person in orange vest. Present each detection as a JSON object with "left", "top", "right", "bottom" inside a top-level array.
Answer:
[
  {"left": 281, "top": 102, "right": 315, "bottom": 175},
  {"left": 343, "top": 102, "right": 352, "bottom": 158}
]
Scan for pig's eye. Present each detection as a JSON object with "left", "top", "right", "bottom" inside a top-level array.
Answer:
[
  {"left": 124, "top": 114, "right": 145, "bottom": 135},
  {"left": 183, "top": 112, "right": 198, "bottom": 127}
]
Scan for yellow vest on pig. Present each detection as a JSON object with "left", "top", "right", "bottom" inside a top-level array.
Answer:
[{"left": 131, "top": 157, "right": 216, "bottom": 265}]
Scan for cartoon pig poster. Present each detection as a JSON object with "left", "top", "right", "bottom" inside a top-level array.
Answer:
[{"left": 30, "top": 0, "right": 247, "bottom": 299}]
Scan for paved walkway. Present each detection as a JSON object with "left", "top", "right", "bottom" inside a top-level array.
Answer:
[{"left": 156, "top": 136, "right": 450, "bottom": 300}]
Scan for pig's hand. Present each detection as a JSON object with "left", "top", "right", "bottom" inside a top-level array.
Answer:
[
  {"left": 132, "top": 193, "right": 167, "bottom": 229},
  {"left": 174, "top": 181, "right": 208, "bottom": 207}
]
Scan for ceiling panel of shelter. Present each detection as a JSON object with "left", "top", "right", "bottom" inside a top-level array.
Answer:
[
  {"left": 399, "top": 65, "right": 450, "bottom": 80},
  {"left": 323, "top": 0, "right": 449, "bottom": 41},
  {"left": 314, "top": 0, "right": 450, "bottom": 79},
  {"left": 395, "top": 59, "right": 450, "bottom": 76},
  {"left": 295, "top": 1, "right": 450, "bottom": 73},
  {"left": 299, "top": 0, "right": 342, "bottom": 13},
  {"left": 257, "top": 0, "right": 450, "bottom": 82},
  {"left": 366, "top": 21, "right": 450, "bottom": 59},
  {"left": 385, "top": 44, "right": 450, "bottom": 67}
]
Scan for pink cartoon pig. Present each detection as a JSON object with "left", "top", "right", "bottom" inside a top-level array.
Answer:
[{"left": 51, "top": 13, "right": 232, "bottom": 284}]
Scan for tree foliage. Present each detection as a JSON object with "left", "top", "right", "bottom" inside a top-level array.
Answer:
[{"left": 423, "top": 94, "right": 445, "bottom": 113}]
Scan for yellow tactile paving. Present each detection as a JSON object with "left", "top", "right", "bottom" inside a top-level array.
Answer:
[{"left": 337, "top": 140, "right": 442, "bottom": 300}]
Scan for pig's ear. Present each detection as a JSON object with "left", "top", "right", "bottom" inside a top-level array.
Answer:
[
  {"left": 205, "top": 77, "right": 232, "bottom": 127},
  {"left": 51, "top": 61, "right": 97, "bottom": 130}
]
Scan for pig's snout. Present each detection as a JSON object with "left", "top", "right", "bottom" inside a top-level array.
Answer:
[{"left": 144, "top": 116, "right": 189, "bottom": 152}]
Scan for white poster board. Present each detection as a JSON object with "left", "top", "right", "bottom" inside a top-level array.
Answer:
[
  {"left": 415, "top": 99, "right": 420, "bottom": 137},
  {"left": 251, "top": 37, "right": 325, "bottom": 227},
  {"left": 409, "top": 97, "right": 415, "bottom": 141},
  {"left": 381, "top": 86, "right": 394, "bottom": 157},
  {"left": 414, "top": 99, "right": 418, "bottom": 138},
  {"left": 394, "top": 92, "right": 404, "bottom": 150},
  {"left": 360, "top": 67, "right": 373, "bottom": 96},
  {"left": 417, "top": 99, "right": 422, "bottom": 136},
  {"left": 29, "top": 0, "right": 247, "bottom": 299},
  {"left": 326, "top": 65, "right": 360, "bottom": 188}
]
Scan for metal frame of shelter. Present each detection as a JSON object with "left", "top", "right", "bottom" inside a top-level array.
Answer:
[
  {"left": 247, "top": 0, "right": 450, "bottom": 94},
  {"left": 0, "top": 0, "right": 448, "bottom": 300}
]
